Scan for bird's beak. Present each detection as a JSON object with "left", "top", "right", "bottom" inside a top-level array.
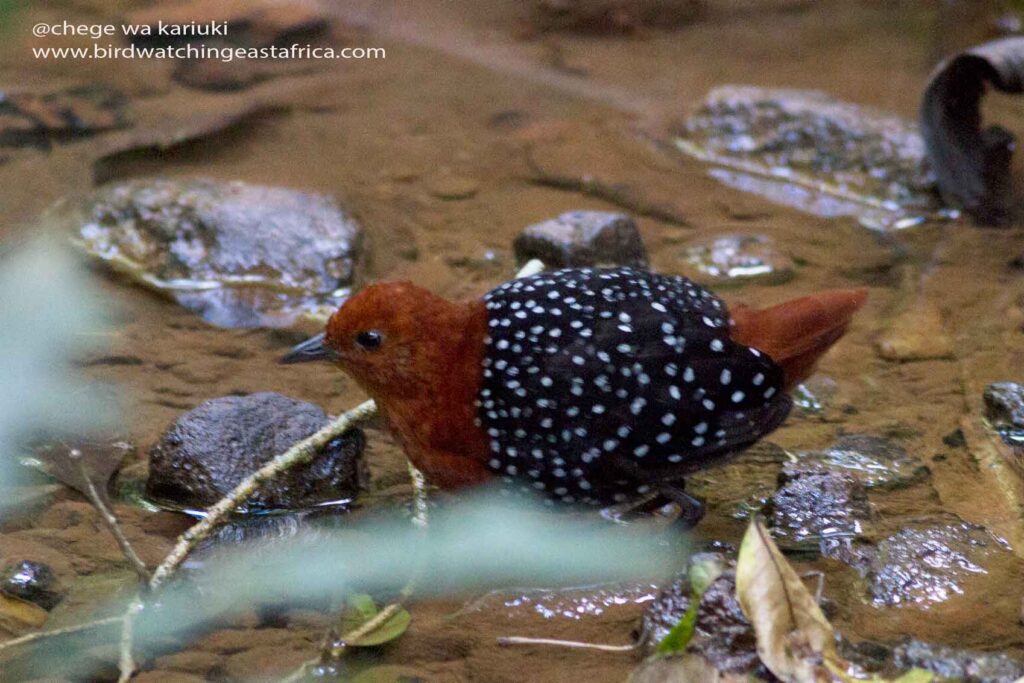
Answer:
[{"left": 279, "top": 332, "right": 340, "bottom": 364}]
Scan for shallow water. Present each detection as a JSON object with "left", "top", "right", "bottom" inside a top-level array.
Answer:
[{"left": 2, "top": 1, "right": 1024, "bottom": 681}]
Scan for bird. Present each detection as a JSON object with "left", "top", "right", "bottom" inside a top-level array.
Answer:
[{"left": 282, "top": 266, "right": 866, "bottom": 524}]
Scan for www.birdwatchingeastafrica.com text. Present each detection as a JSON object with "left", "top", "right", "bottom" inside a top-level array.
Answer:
[{"left": 33, "top": 43, "right": 386, "bottom": 62}]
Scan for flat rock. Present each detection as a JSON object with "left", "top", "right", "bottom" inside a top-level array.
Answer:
[
  {"left": 526, "top": 0, "right": 704, "bottom": 34},
  {"left": 146, "top": 392, "right": 366, "bottom": 512},
  {"left": 513, "top": 210, "right": 649, "bottom": 269},
  {"left": 768, "top": 462, "right": 874, "bottom": 570},
  {"left": 70, "top": 178, "right": 364, "bottom": 328},
  {"left": 874, "top": 304, "right": 955, "bottom": 362},
  {"left": 680, "top": 234, "right": 794, "bottom": 286},
  {"left": 676, "top": 86, "right": 943, "bottom": 230},
  {"left": 868, "top": 517, "right": 1012, "bottom": 607},
  {"left": 893, "top": 639, "right": 1024, "bottom": 683},
  {"left": 793, "top": 434, "right": 929, "bottom": 490},
  {"left": 0, "top": 86, "right": 127, "bottom": 149}
]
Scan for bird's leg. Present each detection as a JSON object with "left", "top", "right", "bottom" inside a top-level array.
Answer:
[
  {"left": 599, "top": 480, "right": 705, "bottom": 528},
  {"left": 654, "top": 484, "right": 706, "bottom": 529}
]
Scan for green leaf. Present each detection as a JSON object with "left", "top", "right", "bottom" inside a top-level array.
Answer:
[
  {"left": 655, "top": 597, "right": 699, "bottom": 655},
  {"left": 655, "top": 553, "right": 725, "bottom": 655},
  {"left": 338, "top": 594, "right": 411, "bottom": 647}
]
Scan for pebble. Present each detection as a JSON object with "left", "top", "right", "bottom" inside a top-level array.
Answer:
[{"left": 513, "top": 210, "right": 649, "bottom": 269}]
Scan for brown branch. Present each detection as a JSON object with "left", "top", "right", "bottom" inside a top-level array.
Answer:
[{"left": 524, "top": 153, "right": 691, "bottom": 228}]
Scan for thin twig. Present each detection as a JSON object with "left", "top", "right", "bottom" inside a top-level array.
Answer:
[
  {"left": 408, "top": 463, "right": 429, "bottom": 529},
  {"left": 117, "top": 598, "right": 143, "bottom": 683},
  {"left": 524, "top": 152, "right": 691, "bottom": 227},
  {"left": 0, "top": 615, "right": 123, "bottom": 652},
  {"left": 75, "top": 458, "right": 151, "bottom": 585},
  {"left": 497, "top": 635, "right": 638, "bottom": 652}
]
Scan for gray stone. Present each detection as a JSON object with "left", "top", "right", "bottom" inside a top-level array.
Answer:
[
  {"left": 893, "top": 639, "right": 1024, "bottom": 683},
  {"left": 640, "top": 567, "right": 766, "bottom": 677},
  {"left": 146, "top": 392, "right": 366, "bottom": 512},
  {"left": 768, "top": 462, "right": 874, "bottom": 570},
  {"left": 513, "top": 210, "right": 649, "bottom": 269},
  {"left": 71, "top": 178, "right": 364, "bottom": 328},
  {"left": 868, "top": 518, "right": 1010, "bottom": 607},
  {"left": 0, "top": 560, "right": 63, "bottom": 610},
  {"left": 681, "top": 234, "right": 794, "bottom": 286},
  {"left": 676, "top": 86, "right": 943, "bottom": 230},
  {"left": 794, "top": 434, "right": 929, "bottom": 490},
  {"left": 984, "top": 382, "right": 1024, "bottom": 446}
]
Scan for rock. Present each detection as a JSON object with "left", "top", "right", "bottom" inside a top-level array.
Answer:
[
  {"left": 513, "top": 210, "right": 649, "bottom": 269},
  {"left": 640, "top": 568, "right": 765, "bottom": 676},
  {"left": 874, "top": 304, "right": 955, "bottom": 362},
  {"left": 868, "top": 518, "right": 1011, "bottom": 607},
  {"left": 525, "top": 0, "right": 704, "bottom": 34},
  {"left": 983, "top": 382, "right": 1024, "bottom": 446},
  {"left": 70, "top": 178, "right": 364, "bottom": 328},
  {"left": 425, "top": 174, "right": 480, "bottom": 200},
  {"left": 0, "top": 86, "right": 127, "bottom": 149},
  {"left": 135, "top": 672, "right": 207, "bottom": 683},
  {"left": 0, "top": 560, "right": 63, "bottom": 610},
  {"left": 221, "top": 644, "right": 311, "bottom": 681},
  {"left": 128, "top": 0, "right": 329, "bottom": 48},
  {"left": 146, "top": 392, "right": 366, "bottom": 512},
  {"left": 691, "top": 573, "right": 764, "bottom": 675},
  {"left": 676, "top": 86, "right": 943, "bottom": 230},
  {"left": 639, "top": 572, "right": 690, "bottom": 647},
  {"left": 768, "top": 463, "right": 874, "bottom": 570},
  {"left": 680, "top": 235, "right": 794, "bottom": 286},
  {"left": 893, "top": 639, "right": 1024, "bottom": 682},
  {"left": 152, "top": 651, "right": 222, "bottom": 676},
  {"left": 794, "top": 434, "right": 929, "bottom": 490}
]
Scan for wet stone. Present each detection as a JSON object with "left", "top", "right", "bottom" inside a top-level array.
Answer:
[
  {"left": 983, "top": 382, "right": 1024, "bottom": 446},
  {"left": 675, "top": 86, "right": 944, "bottom": 230},
  {"left": 794, "top": 434, "right": 929, "bottom": 490},
  {"left": 768, "top": 463, "right": 874, "bottom": 570},
  {"left": 513, "top": 210, "right": 649, "bottom": 269},
  {"left": 0, "top": 86, "right": 127, "bottom": 148},
  {"left": 146, "top": 392, "right": 366, "bottom": 512},
  {"left": 0, "top": 560, "right": 63, "bottom": 610},
  {"left": 640, "top": 570, "right": 764, "bottom": 676},
  {"left": 526, "top": 0, "right": 704, "bottom": 34},
  {"left": 868, "top": 518, "right": 1009, "bottom": 607},
  {"left": 69, "top": 178, "right": 364, "bottom": 328},
  {"left": 893, "top": 639, "right": 1024, "bottom": 683},
  {"left": 680, "top": 234, "right": 794, "bottom": 286},
  {"left": 639, "top": 572, "right": 690, "bottom": 647}
]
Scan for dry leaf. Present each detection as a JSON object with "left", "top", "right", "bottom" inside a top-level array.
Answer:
[{"left": 735, "top": 517, "right": 835, "bottom": 683}]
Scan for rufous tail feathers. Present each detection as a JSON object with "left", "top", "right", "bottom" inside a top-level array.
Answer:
[{"left": 730, "top": 288, "right": 868, "bottom": 390}]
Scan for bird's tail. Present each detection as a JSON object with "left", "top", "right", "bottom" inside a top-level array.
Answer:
[{"left": 729, "top": 288, "right": 868, "bottom": 390}]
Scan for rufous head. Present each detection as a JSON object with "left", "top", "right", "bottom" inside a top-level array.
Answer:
[{"left": 281, "top": 282, "right": 475, "bottom": 399}]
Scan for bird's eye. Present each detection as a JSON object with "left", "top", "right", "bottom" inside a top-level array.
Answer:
[{"left": 355, "top": 330, "right": 383, "bottom": 350}]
